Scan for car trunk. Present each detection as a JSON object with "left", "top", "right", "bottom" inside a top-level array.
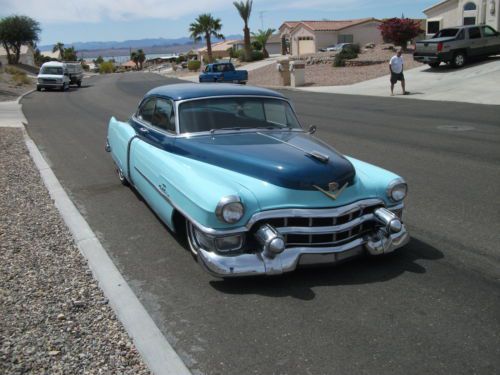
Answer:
[{"left": 415, "top": 37, "right": 456, "bottom": 54}]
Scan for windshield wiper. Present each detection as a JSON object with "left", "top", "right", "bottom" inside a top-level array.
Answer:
[{"left": 210, "top": 127, "right": 242, "bottom": 133}]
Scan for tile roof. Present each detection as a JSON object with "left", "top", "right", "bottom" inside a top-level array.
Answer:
[
  {"left": 299, "top": 18, "right": 379, "bottom": 31},
  {"left": 197, "top": 40, "right": 238, "bottom": 52}
]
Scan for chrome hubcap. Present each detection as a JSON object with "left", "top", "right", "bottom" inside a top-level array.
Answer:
[{"left": 455, "top": 55, "right": 464, "bottom": 66}]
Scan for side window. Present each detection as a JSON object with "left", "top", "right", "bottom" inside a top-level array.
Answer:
[
  {"left": 469, "top": 27, "right": 481, "bottom": 39},
  {"left": 138, "top": 98, "right": 155, "bottom": 123},
  {"left": 456, "top": 29, "right": 465, "bottom": 40},
  {"left": 152, "top": 99, "right": 175, "bottom": 132},
  {"left": 264, "top": 101, "right": 287, "bottom": 126},
  {"left": 482, "top": 26, "right": 497, "bottom": 37},
  {"left": 205, "top": 65, "right": 210, "bottom": 72}
]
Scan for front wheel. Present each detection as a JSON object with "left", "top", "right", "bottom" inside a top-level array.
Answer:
[
  {"left": 117, "top": 168, "right": 129, "bottom": 186},
  {"left": 36, "top": 86, "right": 41, "bottom": 91},
  {"left": 452, "top": 52, "right": 466, "bottom": 68}
]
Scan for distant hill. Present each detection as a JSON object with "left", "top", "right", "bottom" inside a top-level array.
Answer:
[{"left": 38, "top": 35, "right": 243, "bottom": 52}]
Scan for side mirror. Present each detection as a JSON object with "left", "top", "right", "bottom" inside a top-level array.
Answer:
[{"left": 308, "top": 125, "right": 317, "bottom": 134}]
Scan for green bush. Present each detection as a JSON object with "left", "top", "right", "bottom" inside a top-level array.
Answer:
[
  {"left": 250, "top": 50, "right": 264, "bottom": 61},
  {"left": 187, "top": 60, "right": 201, "bottom": 71},
  {"left": 333, "top": 47, "right": 358, "bottom": 67},
  {"left": 176, "top": 55, "right": 187, "bottom": 64},
  {"left": 99, "top": 61, "right": 115, "bottom": 74}
]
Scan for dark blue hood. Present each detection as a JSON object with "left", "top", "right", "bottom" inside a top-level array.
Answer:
[{"left": 173, "top": 131, "right": 355, "bottom": 190}]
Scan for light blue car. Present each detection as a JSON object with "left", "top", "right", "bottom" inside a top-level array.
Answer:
[{"left": 106, "top": 83, "right": 409, "bottom": 277}]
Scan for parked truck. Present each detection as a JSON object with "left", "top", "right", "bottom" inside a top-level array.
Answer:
[
  {"left": 37, "top": 61, "right": 84, "bottom": 91},
  {"left": 64, "top": 61, "right": 84, "bottom": 87},
  {"left": 414, "top": 25, "right": 500, "bottom": 68},
  {"left": 199, "top": 63, "right": 248, "bottom": 84}
]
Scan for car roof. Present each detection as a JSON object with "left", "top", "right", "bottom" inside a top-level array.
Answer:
[
  {"left": 146, "top": 83, "right": 287, "bottom": 101},
  {"left": 41, "top": 61, "right": 65, "bottom": 67}
]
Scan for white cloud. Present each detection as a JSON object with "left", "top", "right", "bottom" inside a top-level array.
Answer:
[{"left": 0, "top": 0, "right": 232, "bottom": 23}]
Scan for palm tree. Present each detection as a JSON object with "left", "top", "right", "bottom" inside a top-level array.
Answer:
[
  {"left": 233, "top": 0, "right": 253, "bottom": 61},
  {"left": 130, "top": 51, "right": 139, "bottom": 70},
  {"left": 52, "top": 42, "right": 64, "bottom": 60},
  {"left": 251, "top": 28, "right": 275, "bottom": 58},
  {"left": 189, "top": 13, "right": 224, "bottom": 63},
  {"left": 137, "top": 49, "right": 146, "bottom": 70}
]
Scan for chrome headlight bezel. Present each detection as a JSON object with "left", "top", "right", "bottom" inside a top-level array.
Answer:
[
  {"left": 386, "top": 178, "right": 408, "bottom": 202},
  {"left": 215, "top": 195, "right": 244, "bottom": 224}
]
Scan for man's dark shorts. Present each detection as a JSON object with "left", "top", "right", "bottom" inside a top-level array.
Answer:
[{"left": 390, "top": 72, "right": 405, "bottom": 84}]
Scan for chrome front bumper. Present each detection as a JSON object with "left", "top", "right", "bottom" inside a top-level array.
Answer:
[{"left": 197, "top": 219, "right": 410, "bottom": 278}]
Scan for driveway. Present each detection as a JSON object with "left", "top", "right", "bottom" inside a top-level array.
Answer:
[{"left": 299, "top": 56, "right": 500, "bottom": 105}]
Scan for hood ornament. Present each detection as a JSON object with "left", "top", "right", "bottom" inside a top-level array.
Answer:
[{"left": 313, "top": 181, "right": 348, "bottom": 200}]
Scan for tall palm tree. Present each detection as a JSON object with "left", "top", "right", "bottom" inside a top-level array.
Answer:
[
  {"left": 189, "top": 13, "right": 224, "bottom": 63},
  {"left": 52, "top": 42, "right": 64, "bottom": 60},
  {"left": 251, "top": 28, "right": 275, "bottom": 58},
  {"left": 233, "top": 0, "right": 253, "bottom": 61}
]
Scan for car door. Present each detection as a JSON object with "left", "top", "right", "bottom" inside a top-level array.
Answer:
[
  {"left": 467, "top": 26, "right": 485, "bottom": 56},
  {"left": 128, "top": 97, "right": 178, "bottom": 229},
  {"left": 481, "top": 26, "right": 500, "bottom": 54}
]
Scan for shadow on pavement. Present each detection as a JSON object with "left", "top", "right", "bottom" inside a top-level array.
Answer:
[
  {"left": 421, "top": 55, "right": 500, "bottom": 73},
  {"left": 209, "top": 237, "right": 443, "bottom": 300}
]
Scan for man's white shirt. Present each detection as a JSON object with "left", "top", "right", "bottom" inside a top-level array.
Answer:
[{"left": 390, "top": 55, "right": 404, "bottom": 74}]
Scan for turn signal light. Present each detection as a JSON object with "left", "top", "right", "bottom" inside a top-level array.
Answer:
[{"left": 437, "top": 42, "right": 443, "bottom": 52}]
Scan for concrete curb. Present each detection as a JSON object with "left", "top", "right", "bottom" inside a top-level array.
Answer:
[
  {"left": 17, "top": 88, "right": 36, "bottom": 104},
  {"left": 19, "top": 96, "right": 191, "bottom": 375}
]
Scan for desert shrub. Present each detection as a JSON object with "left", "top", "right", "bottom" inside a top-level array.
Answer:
[
  {"left": 176, "top": 55, "right": 187, "bottom": 64},
  {"left": 250, "top": 50, "right": 264, "bottom": 61},
  {"left": 5, "top": 66, "right": 21, "bottom": 75},
  {"left": 187, "top": 60, "right": 201, "bottom": 71},
  {"left": 99, "top": 61, "right": 115, "bottom": 74},
  {"left": 333, "top": 47, "right": 358, "bottom": 67}
]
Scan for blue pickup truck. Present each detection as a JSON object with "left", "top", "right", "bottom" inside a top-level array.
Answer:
[{"left": 199, "top": 63, "right": 248, "bottom": 84}]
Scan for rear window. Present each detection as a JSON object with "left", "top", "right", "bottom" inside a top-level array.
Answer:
[
  {"left": 433, "top": 28, "right": 459, "bottom": 38},
  {"left": 469, "top": 27, "right": 481, "bottom": 39}
]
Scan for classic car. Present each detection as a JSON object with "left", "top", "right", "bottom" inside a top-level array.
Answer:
[{"left": 106, "top": 83, "right": 409, "bottom": 277}]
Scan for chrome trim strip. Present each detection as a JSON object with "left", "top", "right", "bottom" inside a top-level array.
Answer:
[{"left": 276, "top": 213, "right": 374, "bottom": 235}]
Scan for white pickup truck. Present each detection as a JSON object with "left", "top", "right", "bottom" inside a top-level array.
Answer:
[{"left": 36, "top": 61, "right": 83, "bottom": 91}]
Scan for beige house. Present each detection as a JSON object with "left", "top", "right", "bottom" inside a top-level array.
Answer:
[
  {"left": 279, "top": 18, "right": 383, "bottom": 56},
  {"left": 424, "top": 0, "right": 500, "bottom": 36},
  {"left": 232, "top": 34, "right": 283, "bottom": 56},
  {"left": 197, "top": 40, "right": 238, "bottom": 61},
  {"left": 41, "top": 50, "right": 62, "bottom": 60},
  {"left": 0, "top": 44, "right": 35, "bottom": 66}
]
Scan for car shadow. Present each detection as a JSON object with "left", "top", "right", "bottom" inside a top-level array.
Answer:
[
  {"left": 420, "top": 55, "right": 500, "bottom": 73},
  {"left": 209, "top": 237, "right": 443, "bottom": 300}
]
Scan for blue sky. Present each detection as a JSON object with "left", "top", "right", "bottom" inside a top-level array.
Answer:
[{"left": 1, "top": 0, "right": 437, "bottom": 45}]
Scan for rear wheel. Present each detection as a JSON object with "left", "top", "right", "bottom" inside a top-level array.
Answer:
[
  {"left": 36, "top": 86, "right": 41, "bottom": 91},
  {"left": 428, "top": 62, "right": 440, "bottom": 68},
  {"left": 77, "top": 80, "right": 82, "bottom": 87},
  {"left": 452, "top": 52, "right": 466, "bottom": 68}
]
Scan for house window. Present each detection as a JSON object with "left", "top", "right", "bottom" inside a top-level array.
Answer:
[
  {"left": 338, "top": 34, "right": 354, "bottom": 43},
  {"left": 463, "top": 16, "right": 476, "bottom": 25},
  {"left": 297, "top": 36, "right": 313, "bottom": 41},
  {"left": 463, "top": 2, "right": 477, "bottom": 10},
  {"left": 427, "top": 21, "right": 440, "bottom": 34}
]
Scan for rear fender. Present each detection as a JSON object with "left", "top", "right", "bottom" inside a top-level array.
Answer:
[{"left": 107, "top": 117, "right": 136, "bottom": 178}]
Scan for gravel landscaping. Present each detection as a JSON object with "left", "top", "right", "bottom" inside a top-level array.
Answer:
[
  {"left": 0, "top": 128, "right": 150, "bottom": 375},
  {"left": 0, "top": 67, "right": 35, "bottom": 102}
]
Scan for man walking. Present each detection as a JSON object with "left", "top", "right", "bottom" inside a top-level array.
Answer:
[{"left": 389, "top": 49, "right": 408, "bottom": 96}]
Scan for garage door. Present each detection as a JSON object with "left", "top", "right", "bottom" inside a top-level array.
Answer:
[{"left": 298, "top": 38, "right": 315, "bottom": 55}]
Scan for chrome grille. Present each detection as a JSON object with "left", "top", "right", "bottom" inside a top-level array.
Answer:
[{"left": 253, "top": 202, "right": 383, "bottom": 248}]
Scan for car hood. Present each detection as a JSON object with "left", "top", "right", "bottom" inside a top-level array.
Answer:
[{"left": 173, "top": 131, "right": 355, "bottom": 191}]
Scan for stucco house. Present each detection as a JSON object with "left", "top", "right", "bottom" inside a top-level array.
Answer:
[
  {"left": 424, "top": 0, "right": 500, "bottom": 36},
  {"left": 0, "top": 44, "right": 36, "bottom": 66},
  {"left": 232, "top": 34, "right": 282, "bottom": 56},
  {"left": 197, "top": 40, "right": 238, "bottom": 61},
  {"left": 279, "top": 18, "right": 383, "bottom": 56}
]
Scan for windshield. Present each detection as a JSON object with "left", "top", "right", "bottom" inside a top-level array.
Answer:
[
  {"left": 433, "top": 28, "right": 459, "bottom": 38},
  {"left": 178, "top": 97, "right": 301, "bottom": 134},
  {"left": 41, "top": 67, "right": 63, "bottom": 75}
]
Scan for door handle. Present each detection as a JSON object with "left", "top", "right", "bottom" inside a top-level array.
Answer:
[{"left": 138, "top": 127, "right": 149, "bottom": 134}]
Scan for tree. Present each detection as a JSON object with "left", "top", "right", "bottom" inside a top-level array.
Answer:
[
  {"left": 189, "top": 13, "right": 224, "bottom": 63},
  {"left": 136, "top": 49, "right": 146, "bottom": 70},
  {"left": 130, "top": 51, "right": 139, "bottom": 69},
  {"left": 378, "top": 18, "right": 423, "bottom": 50},
  {"left": 63, "top": 46, "right": 77, "bottom": 61},
  {"left": 52, "top": 42, "right": 64, "bottom": 59},
  {"left": 233, "top": 0, "right": 253, "bottom": 61},
  {"left": 251, "top": 28, "right": 275, "bottom": 58},
  {"left": 0, "top": 15, "right": 41, "bottom": 64},
  {"left": 94, "top": 56, "right": 104, "bottom": 65}
]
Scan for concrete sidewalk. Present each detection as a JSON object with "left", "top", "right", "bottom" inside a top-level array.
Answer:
[
  {"left": 298, "top": 57, "right": 500, "bottom": 105},
  {"left": 0, "top": 100, "right": 28, "bottom": 128}
]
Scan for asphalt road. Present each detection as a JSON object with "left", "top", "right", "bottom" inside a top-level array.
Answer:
[{"left": 23, "top": 73, "right": 500, "bottom": 375}]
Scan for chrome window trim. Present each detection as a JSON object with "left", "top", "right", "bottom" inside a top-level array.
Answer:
[{"left": 134, "top": 96, "right": 177, "bottom": 137}]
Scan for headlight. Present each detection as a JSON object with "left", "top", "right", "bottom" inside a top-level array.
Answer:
[
  {"left": 387, "top": 178, "right": 407, "bottom": 202},
  {"left": 216, "top": 195, "right": 244, "bottom": 224}
]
